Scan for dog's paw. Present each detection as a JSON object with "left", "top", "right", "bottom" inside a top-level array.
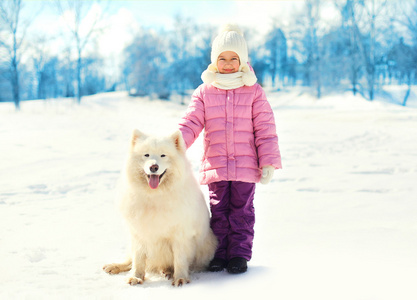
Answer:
[
  {"left": 163, "top": 271, "right": 173, "bottom": 280},
  {"left": 103, "top": 264, "right": 122, "bottom": 274},
  {"left": 172, "top": 278, "right": 190, "bottom": 287},
  {"left": 161, "top": 268, "right": 174, "bottom": 280},
  {"left": 127, "top": 276, "right": 144, "bottom": 286}
]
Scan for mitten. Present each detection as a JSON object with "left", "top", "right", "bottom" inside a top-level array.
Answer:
[{"left": 260, "top": 165, "right": 275, "bottom": 185}]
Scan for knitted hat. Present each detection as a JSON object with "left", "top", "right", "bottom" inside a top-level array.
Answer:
[
  {"left": 211, "top": 24, "right": 248, "bottom": 69},
  {"left": 201, "top": 24, "right": 257, "bottom": 87}
]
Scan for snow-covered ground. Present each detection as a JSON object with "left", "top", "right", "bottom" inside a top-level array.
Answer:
[{"left": 1, "top": 89, "right": 416, "bottom": 300}]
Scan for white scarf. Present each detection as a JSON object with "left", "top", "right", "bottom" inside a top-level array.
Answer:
[
  {"left": 201, "top": 63, "right": 258, "bottom": 90},
  {"left": 212, "top": 72, "right": 245, "bottom": 90}
]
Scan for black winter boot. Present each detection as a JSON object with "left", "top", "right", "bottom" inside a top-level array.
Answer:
[
  {"left": 208, "top": 257, "right": 228, "bottom": 272},
  {"left": 227, "top": 257, "right": 248, "bottom": 274}
]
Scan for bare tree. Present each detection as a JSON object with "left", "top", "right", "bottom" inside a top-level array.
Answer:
[
  {"left": 393, "top": 0, "right": 417, "bottom": 106},
  {"left": 344, "top": 0, "right": 390, "bottom": 100},
  {"left": 265, "top": 25, "right": 287, "bottom": 90},
  {"left": 55, "top": 0, "right": 106, "bottom": 104},
  {"left": 333, "top": 0, "right": 361, "bottom": 95},
  {"left": 169, "top": 14, "right": 198, "bottom": 105},
  {"left": 394, "top": 0, "right": 417, "bottom": 43},
  {"left": 123, "top": 29, "right": 167, "bottom": 98},
  {"left": 31, "top": 34, "right": 56, "bottom": 99},
  {"left": 307, "top": 0, "right": 322, "bottom": 98},
  {"left": 292, "top": 0, "right": 323, "bottom": 98},
  {"left": 388, "top": 38, "right": 415, "bottom": 106},
  {"left": 0, "top": 0, "right": 32, "bottom": 110}
]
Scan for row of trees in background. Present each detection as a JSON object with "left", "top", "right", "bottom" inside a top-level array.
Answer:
[
  {"left": 122, "top": 15, "right": 215, "bottom": 105},
  {"left": 0, "top": 0, "right": 110, "bottom": 109},
  {"left": 123, "top": 0, "right": 417, "bottom": 106},
  {"left": 1, "top": 0, "right": 417, "bottom": 110}
]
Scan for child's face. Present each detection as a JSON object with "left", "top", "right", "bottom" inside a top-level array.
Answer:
[{"left": 217, "top": 51, "right": 240, "bottom": 74}]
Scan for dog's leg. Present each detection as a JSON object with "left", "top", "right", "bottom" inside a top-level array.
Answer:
[
  {"left": 171, "top": 239, "right": 192, "bottom": 287},
  {"left": 127, "top": 248, "right": 146, "bottom": 285},
  {"left": 103, "top": 257, "right": 132, "bottom": 274}
]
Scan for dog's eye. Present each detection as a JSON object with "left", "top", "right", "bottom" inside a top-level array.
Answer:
[
  {"left": 144, "top": 154, "right": 149, "bottom": 157},
  {"left": 161, "top": 154, "right": 166, "bottom": 158}
]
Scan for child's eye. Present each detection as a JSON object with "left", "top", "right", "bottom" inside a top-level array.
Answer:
[{"left": 161, "top": 154, "right": 166, "bottom": 157}]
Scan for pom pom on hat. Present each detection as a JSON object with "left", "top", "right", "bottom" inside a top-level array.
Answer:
[
  {"left": 201, "top": 63, "right": 217, "bottom": 84},
  {"left": 241, "top": 63, "right": 257, "bottom": 86},
  {"left": 220, "top": 23, "right": 244, "bottom": 36}
]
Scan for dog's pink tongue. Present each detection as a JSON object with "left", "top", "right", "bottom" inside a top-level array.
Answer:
[{"left": 148, "top": 175, "right": 159, "bottom": 189}]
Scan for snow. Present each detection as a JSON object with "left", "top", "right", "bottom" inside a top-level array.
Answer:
[{"left": 1, "top": 90, "right": 417, "bottom": 300}]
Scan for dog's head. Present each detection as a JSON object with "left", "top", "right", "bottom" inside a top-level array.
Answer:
[{"left": 128, "top": 129, "right": 186, "bottom": 190}]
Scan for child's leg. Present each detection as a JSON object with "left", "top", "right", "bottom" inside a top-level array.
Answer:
[
  {"left": 208, "top": 181, "right": 231, "bottom": 260},
  {"left": 228, "top": 181, "right": 256, "bottom": 261}
]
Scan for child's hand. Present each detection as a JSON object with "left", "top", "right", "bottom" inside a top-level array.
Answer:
[{"left": 260, "top": 165, "right": 275, "bottom": 184}]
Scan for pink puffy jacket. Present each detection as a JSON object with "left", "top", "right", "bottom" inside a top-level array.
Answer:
[{"left": 179, "top": 83, "right": 282, "bottom": 185}]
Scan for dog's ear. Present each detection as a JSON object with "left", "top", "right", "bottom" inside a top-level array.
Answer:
[
  {"left": 131, "top": 129, "right": 145, "bottom": 148},
  {"left": 171, "top": 130, "right": 186, "bottom": 153}
]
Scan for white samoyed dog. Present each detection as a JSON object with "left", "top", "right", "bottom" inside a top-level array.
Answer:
[{"left": 103, "top": 129, "right": 217, "bottom": 287}]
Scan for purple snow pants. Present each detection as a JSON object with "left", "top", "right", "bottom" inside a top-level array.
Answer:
[{"left": 208, "top": 181, "right": 256, "bottom": 261}]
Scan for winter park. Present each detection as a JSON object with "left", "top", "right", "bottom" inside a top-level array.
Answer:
[{"left": 1, "top": 1, "right": 417, "bottom": 299}]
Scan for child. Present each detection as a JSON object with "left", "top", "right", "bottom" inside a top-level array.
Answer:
[{"left": 178, "top": 24, "right": 281, "bottom": 274}]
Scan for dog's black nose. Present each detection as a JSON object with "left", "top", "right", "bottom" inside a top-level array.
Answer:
[{"left": 150, "top": 164, "right": 159, "bottom": 173}]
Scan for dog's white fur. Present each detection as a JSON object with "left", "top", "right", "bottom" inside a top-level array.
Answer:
[{"left": 103, "top": 130, "right": 217, "bottom": 286}]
